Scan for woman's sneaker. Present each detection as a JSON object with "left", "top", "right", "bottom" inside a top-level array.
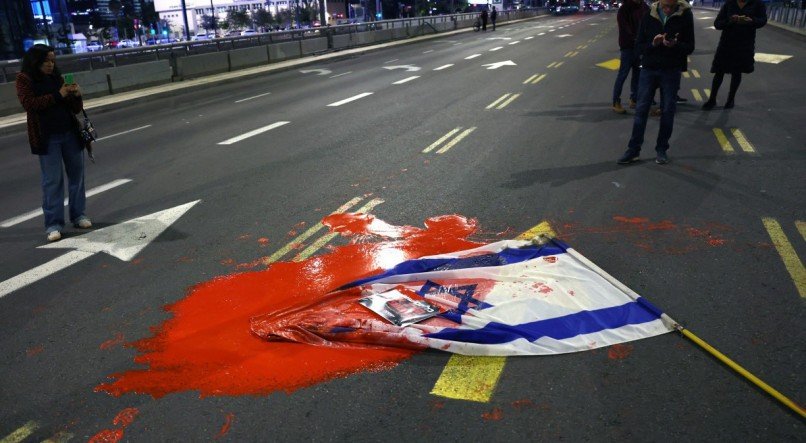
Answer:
[
  {"left": 47, "top": 231, "right": 62, "bottom": 242},
  {"left": 75, "top": 216, "right": 92, "bottom": 229}
]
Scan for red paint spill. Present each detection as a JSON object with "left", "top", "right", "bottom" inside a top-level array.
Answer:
[
  {"left": 237, "top": 234, "right": 251, "bottom": 241},
  {"left": 88, "top": 408, "right": 139, "bottom": 443},
  {"left": 430, "top": 400, "right": 446, "bottom": 411},
  {"left": 215, "top": 412, "right": 235, "bottom": 439},
  {"left": 482, "top": 407, "right": 504, "bottom": 421},
  {"left": 608, "top": 343, "right": 634, "bottom": 360},
  {"left": 708, "top": 238, "right": 726, "bottom": 246},
  {"left": 131, "top": 258, "right": 143, "bottom": 265},
  {"left": 235, "top": 257, "right": 270, "bottom": 270},
  {"left": 613, "top": 216, "right": 649, "bottom": 224},
  {"left": 26, "top": 345, "right": 44, "bottom": 357},
  {"left": 99, "top": 333, "right": 125, "bottom": 350},
  {"left": 532, "top": 282, "right": 553, "bottom": 294},
  {"left": 220, "top": 258, "right": 236, "bottom": 266},
  {"left": 96, "top": 214, "right": 480, "bottom": 398},
  {"left": 257, "top": 237, "right": 270, "bottom": 246},
  {"left": 542, "top": 256, "right": 557, "bottom": 263},
  {"left": 511, "top": 399, "right": 535, "bottom": 410}
]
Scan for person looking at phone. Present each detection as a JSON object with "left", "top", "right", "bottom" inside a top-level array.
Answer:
[
  {"left": 701, "top": 0, "right": 767, "bottom": 110},
  {"left": 617, "top": 0, "right": 694, "bottom": 165},
  {"left": 16, "top": 44, "right": 92, "bottom": 242}
]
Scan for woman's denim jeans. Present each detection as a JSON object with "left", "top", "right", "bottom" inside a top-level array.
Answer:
[{"left": 38, "top": 132, "right": 85, "bottom": 233}]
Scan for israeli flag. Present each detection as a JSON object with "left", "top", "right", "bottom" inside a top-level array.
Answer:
[{"left": 337, "top": 238, "right": 675, "bottom": 356}]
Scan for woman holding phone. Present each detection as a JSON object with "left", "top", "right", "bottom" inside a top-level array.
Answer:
[
  {"left": 17, "top": 44, "right": 92, "bottom": 242},
  {"left": 702, "top": 0, "right": 767, "bottom": 110}
]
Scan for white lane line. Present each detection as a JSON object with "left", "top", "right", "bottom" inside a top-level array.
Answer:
[
  {"left": 538, "top": 32, "right": 546, "bottom": 35},
  {"left": 326, "top": 92, "right": 373, "bottom": 107},
  {"left": 329, "top": 71, "right": 353, "bottom": 78},
  {"left": 0, "top": 251, "right": 95, "bottom": 299},
  {"left": 423, "top": 49, "right": 434, "bottom": 54},
  {"left": 1, "top": 179, "right": 133, "bottom": 228},
  {"left": 465, "top": 54, "right": 482, "bottom": 59},
  {"left": 392, "top": 76, "right": 420, "bottom": 85},
  {"left": 508, "top": 41, "right": 520, "bottom": 45},
  {"left": 525, "top": 36, "right": 534, "bottom": 40},
  {"left": 217, "top": 121, "right": 290, "bottom": 145},
  {"left": 94, "top": 125, "right": 152, "bottom": 142},
  {"left": 234, "top": 92, "right": 271, "bottom": 103},
  {"left": 384, "top": 59, "right": 399, "bottom": 63},
  {"left": 433, "top": 64, "right": 454, "bottom": 70},
  {"left": 489, "top": 46, "right": 503, "bottom": 51}
]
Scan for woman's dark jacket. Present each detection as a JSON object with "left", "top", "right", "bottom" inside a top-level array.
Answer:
[
  {"left": 16, "top": 72, "right": 84, "bottom": 155},
  {"left": 635, "top": 0, "right": 695, "bottom": 71},
  {"left": 711, "top": 0, "right": 767, "bottom": 73}
]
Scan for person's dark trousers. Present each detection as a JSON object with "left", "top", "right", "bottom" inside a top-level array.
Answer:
[
  {"left": 482, "top": 19, "right": 487, "bottom": 31},
  {"left": 627, "top": 67, "right": 681, "bottom": 155},
  {"left": 39, "top": 132, "right": 86, "bottom": 232},
  {"left": 612, "top": 48, "right": 639, "bottom": 104}
]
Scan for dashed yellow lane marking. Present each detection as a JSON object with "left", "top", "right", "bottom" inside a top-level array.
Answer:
[
  {"left": 0, "top": 421, "right": 39, "bottom": 443},
  {"left": 712, "top": 128, "right": 735, "bottom": 154},
  {"left": 683, "top": 72, "right": 691, "bottom": 78},
  {"left": 692, "top": 69, "right": 701, "bottom": 78},
  {"left": 796, "top": 221, "right": 806, "bottom": 242},
  {"left": 530, "top": 74, "right": 547, "bottom": 84},
  {"left": 523, "top": 74, "right": 539, "bottom": 84},
  {"left": 547, "top": 61, "right": 557, "bottom": 68},
  {"left": 265, "top": 196, "right": 364, "bottom": 264},
  {"left": 436, "top": 127, "right": 476, "bottom": 154},
  {"left": 762, "top": 218, "right": 806, "bottom": 298},
  {"left": 430, "top": 221, "right": 556, "bottom": 402},
  {"left": 554, "top": 61, "right": 565, "bottom": 68},
  {"left": 487, "top": 93, "right": 516, "bottom": 109},
  {"left": 294, "top": 198, "right": 384, "bottom": 261},
  {"left": 42, "top": 431, "right": 74, "bottom": 443},
  {"left": 496, "top": 93, "right": 520, "bottom": 109},
  {"left": 564, "top": 51, "right": 573, "bottom": 57},
  {"left": 568, "top": 51, "right": 579, "bottom": 57},
  {"left": 423, "top": 128, "right": 462, "bottom": 153},
  {"left": 691, "top": 89, "right": 703, "bottom": 102},
  {"left": 704, "top": 88, "right": 711, "bottom": 96},
  {"left": 730, "top": 128, "right": 756, "bottom": 153}
]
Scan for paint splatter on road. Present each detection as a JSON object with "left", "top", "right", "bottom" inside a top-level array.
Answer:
[
  {"left": 215, "top": 412, "right": 235, "bottom": 439},
  {"left": 96, "top": 214, "right": 480, "bottom": 398},
  {"left": 99, "top": 333, "right": 125, "bottom": 350},
  {"left": 482, "top": 407, "right": 504, "bottom": 421},
  {"left": 608, "top": 343, "right": 634, "bottom": 360},
  {"left": 88, "top": 407, "right": 139, "bottom": 443}
]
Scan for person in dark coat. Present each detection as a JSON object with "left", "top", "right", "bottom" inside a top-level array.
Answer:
[
  {"left": 481, "top": 9, "right": 489, "bottom": 31},
  {"left": 617, "top": 0, "right": 694, "bottom": 166},
  {"left": 17, "top": 44, "right": 92, "bottom": 242},
  {"left": 491, "top": 6, "right": 498, "bottom": 31},
  {"left": 702, "top": 0, "right": 767, "bottom": 110},
  {"left": 612, "top": 0, "right": 650, "bottom": 113}
]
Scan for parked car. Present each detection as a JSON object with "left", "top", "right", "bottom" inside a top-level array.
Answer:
[
  {"left": 553, "top": 3, "right": 580, "bottom": 14},
  {"left": 86, "top": 41, "right": 103, "bottom": 52},
  {"left": 240, "top": 29, "right": 258, "bottom": 36},
  {"left": 118, "top": 39, "right": 139, "bottom": 48},
  {"left": 105, "top": 40, "right": 119, "bottom": 49}
]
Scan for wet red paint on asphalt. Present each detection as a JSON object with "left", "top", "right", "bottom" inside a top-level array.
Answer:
[
  {"left": 99, "top": 332, "right": 125, "bottom": 350},
  {"left": 215, "top": 413, "right": 235, "bottom": 439},
  {"left": 96, "top": 214, "right": 480, "bottom": 398},
  {"left": 608, "top": 343, "right": 634, "bottom": 360},
  {"left": 88, "top": 408, "right": 139, "bottom": 443},
  {"left": 482, "top": 407, "right": 504, "bottom": 421}
]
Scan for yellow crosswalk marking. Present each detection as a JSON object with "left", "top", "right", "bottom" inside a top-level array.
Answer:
[
  {"left": 731, "top": 128, "right": 756, "bottom": 153},
  {"left": 762, "top": 218, "right": 806, "bottom": 298},
  {"left": 713, "top": 128, "right": 735, "bottom": 154},
  {"left": 430, "top": 221, "right": 556, "bottom": 402}
]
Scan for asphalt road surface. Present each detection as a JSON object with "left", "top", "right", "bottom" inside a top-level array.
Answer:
[{"left": 1, "top": 10, "right": 804, "bottom": 441}]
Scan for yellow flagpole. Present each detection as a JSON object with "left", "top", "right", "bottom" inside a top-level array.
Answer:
[{"left": 676, "top": 326, "right": 805, "bottom": 419}]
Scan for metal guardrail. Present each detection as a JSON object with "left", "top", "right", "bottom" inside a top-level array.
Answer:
[
  {"left": 699, "top": 1, "right": 805, "bottom": 29},
  {"left": 0, "top": 9, "right": 547, "bottom": 84}
]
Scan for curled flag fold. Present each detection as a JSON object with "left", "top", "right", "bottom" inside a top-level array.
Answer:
[{"left": 250, "top": 238, "right": 674, "bottom": 356}]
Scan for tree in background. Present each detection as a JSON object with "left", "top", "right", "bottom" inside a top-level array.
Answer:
[
  {"left": 253, "top": 9, "right": 274, "bottom": 31},
  {"left": 200, "top": 14, "right": 219, "bottom": 33},
  {"left": 227, "top": 10, "right": 251, "bottom": 30}
]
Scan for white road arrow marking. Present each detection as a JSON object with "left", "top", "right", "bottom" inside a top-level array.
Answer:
[
  {"left": 300, "top": 68, "right": 332, "bottom": 75},
  {"left": 482, "top": 60, "right": 517, "bottom": 70},
  {"left": 0, "top": 200, "right": 200, "bottom": 299},
  {"left": 754, "top": 53, "right": 793, "bottom": 64},
  {"left": 383, "top": 65, "right": 421, "bottom": 72}
]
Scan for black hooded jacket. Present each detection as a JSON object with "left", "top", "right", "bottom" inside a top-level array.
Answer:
[{"left": 635, "top": 0, "right": 695, "bottom": 70}]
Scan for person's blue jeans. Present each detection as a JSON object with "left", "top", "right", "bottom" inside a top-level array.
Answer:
[
  {"left": 39, "top": 132, "right": 86, "bottom": 233},
  {"left": 612, "top": 48, "right": 639, "bottom": 104},
  {"left": 627, "top": 67, "right": 681, "bottom": 155}
]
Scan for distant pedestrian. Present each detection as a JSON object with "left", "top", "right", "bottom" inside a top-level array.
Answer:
[
  {"left": 481, "top": 9, "right": 489, "bottom": 31},
  {"left": 702, "top": 0, "right": 767, "bottom": 110},
  {"left": 612, "top": 0, "right": 650, "bottom": 114},
  {"left": 491, "top": 6, "right": 498, "bottom": 31},
  {"left": 617, "top": 0, "right": 694, "bottom": 166},
  {"left": 16, "top": 44, "right": 93, "bottom": 242}
]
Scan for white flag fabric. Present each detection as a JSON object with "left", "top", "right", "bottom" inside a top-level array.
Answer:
[{"left": 251, "top": 238, "right": 674, "bottom": 356}]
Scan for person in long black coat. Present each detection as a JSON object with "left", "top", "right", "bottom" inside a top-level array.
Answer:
[{"left": 702, "top": 0, "right": 767, "bottom": 110}]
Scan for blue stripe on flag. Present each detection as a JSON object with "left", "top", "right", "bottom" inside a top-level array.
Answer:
[
  {"left": 425, "top": 301, "right": 660, "bottom": 345},
  {"left": 340, "top": 243, "right": 567, "bottom": 289}
]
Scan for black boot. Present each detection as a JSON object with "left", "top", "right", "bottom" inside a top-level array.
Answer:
[
  {"left": 724, "top": 97, "right": 735, "bottom": 109},
  {"left": 702, "top": 98, "right": 716, "bottom": 110}
]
